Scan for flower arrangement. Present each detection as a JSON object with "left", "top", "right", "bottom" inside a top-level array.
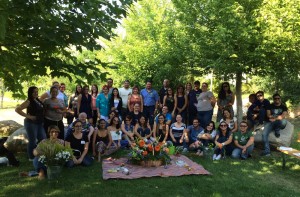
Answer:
[
  {"left": 37, "top": 140, "right": 73, "bottom": 166},
  {"left": 129, "top": 138, "right": 171, "bottom": 166}
]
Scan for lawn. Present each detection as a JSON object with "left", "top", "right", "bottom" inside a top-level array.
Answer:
[{"left": 1, "top": 120, "right": 300, "bottom": 197}]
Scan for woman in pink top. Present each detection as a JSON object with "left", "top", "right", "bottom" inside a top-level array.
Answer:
[
  {"left": 128, "top": 85, "right": 143, "bottom": 112},
  {"left": 91, "top": 84, "right": 98, "bottom": 126}
]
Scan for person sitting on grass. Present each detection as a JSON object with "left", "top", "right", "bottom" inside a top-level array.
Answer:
[
  {"left": 185, "top": 118, "right": 204, "bottom": 156},
  {"left": 169, "top": 114, "right": 187, "bottom": 146},
  {"left": 107, "top": 116, "right": 123, "bottom": 148},
  {"left": 198, "top": 121, "right": 217, "bottom": 147},
  {"left": 219, "top": 108, "right": 237, "bottom": 133},
  {"left": 134, "top": 115, "right": 152, "bottom": 140},
  {"left": 231, "top": 121, "right": 254, "bottom": 160},
  {"left": 261, "top": 93, "right": 288, "bottom": 156},
  {"left": 33, "top": 125, "right": 64, "bottom": 179},
  {"left": 92, "top": 119, "right": 117, "bottom": 162},
  {"left": 121, "top": 115, "right": 135, "bottom": 147},
  {"left": 213, "top": 121, "right": 233, "bottom": 160},
  {"left": 65, "top": 112, "right": 94, "bottom": 141},
  {"left": 153, "top": 114, "right": 169, "bottom": 143},
  {"left": 65, "top": 120, "right": 93, "bottom": 167}
]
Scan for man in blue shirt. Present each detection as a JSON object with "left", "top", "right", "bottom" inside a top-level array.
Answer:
[
  {"left": 182, "top": 118, "right": 204, "bottom": 153},
  {"left": 140, "top": 80, "right": 159, "bottom": 127}
]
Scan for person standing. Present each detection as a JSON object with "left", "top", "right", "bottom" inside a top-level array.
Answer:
[
  {"left": 217, "top": 82, "right": 235, "bottom": 122},
  {"left": 261, "top": 93, "right": 288, "bottom": 156},
  {"left": 96, "top": 85, "right": 111, "bottom": 121},
  {"left": 67, "top": 85, "right": 82, "bottom": 125},
  {"left": 118, "top": 80, "right": 132, "bottom": 120},
  {"left": 43, "top": 86, "right": 66, "bottom": 139},
  {"left": 91, "top": 84, "right": 99, "bottom": 126},
  {"left": 39, "top": 81, "right": 65, "bottom": 103},
  {"left": 196, "top": 82, "right": 216, "bottom": 128},
  {"left": 188, "top": 81, "right": 202, "bottom": 125},
  {"left": 77, "top": 85, "right": 93, "bottom": 124},
  {"left": 140, "top": 80, "right": 159, "bottom": 127},
  {"left": 158, "top": 79, "right": 170, "bottom": 112},
  {"left": 15, "top": 86, "right": 46, "bottom": 160}
]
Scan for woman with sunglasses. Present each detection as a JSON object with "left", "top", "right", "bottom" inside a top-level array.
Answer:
[
  {"left": 217, "top": 82, "right": 235, "bottom": 122},
  {"left": 33, "top": 125, "right": 64, "bottom": 179},
  {"left": 93, "top": 119, "right": 117, "bottom": 162},
  {"left": 107, "top": 116, "right": 122, "bottom": 148},
  {"left": 213, "top": 121, "right": 233, "bottom": 160},
  {"left": 232, "top": 121, "right": 254, "bottom": 160},
  {"left": 65, "top": 120, "right": 93, "bottom": 167}
]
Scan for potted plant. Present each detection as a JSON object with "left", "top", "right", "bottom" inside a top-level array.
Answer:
[
  {"left": 37, "top": 141, "right": 73, "bottom": 179},
  {"left": 129, "top": 138, "right": 171, "bottom": 167}
]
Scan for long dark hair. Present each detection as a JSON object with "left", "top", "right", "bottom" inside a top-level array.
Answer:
[
  {"left": 110, "top": 116, "right": 120, "bottom": 129},
  {"left": 110, "top": 88, "right": 121, "bottom": 105},
  {"left": 27, "top": 86, "right": 37, "bottom": 101},
  {"left": 81, "top": 85, "right": 89, "bottom": 95},
  {"left": 91, "top": 84, "right": 98, "bottom": 96},
  {"left": 218, "top": 121, "right": 231, "bottom": 138},
  {"left": 205, "top": 121, "right": 215, "bottom": 133},
  {"left": 75, "top": 85, "right": 82, "bottom": 96},
  {"left": 218, "top": 82, "right": 232, "bottom": 100}
]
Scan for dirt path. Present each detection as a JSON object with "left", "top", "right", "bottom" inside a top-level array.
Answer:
[{"left": 0, "top": 108, "right": 24, "bottom": 125}]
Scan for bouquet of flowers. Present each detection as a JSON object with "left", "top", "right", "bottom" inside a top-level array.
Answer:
[
  {"left": 129, "top": 138, "right": 171, "bottom": 166},
  {"left": 37, "top": 141, "right": 73, "bottom": 166}
]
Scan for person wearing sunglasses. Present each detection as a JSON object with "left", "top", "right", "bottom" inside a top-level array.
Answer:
[
  {"left": 232, "top": 121, "right": 254, "bottom": 160},
  {"left": 213, "top": 121, "right": 233, "bottom": 160},
  {"left": 247, "top": 91, "right": 270, "bottom": 129},
  {"left": 261, "top": 94, "right": 288, "bottom": 156}
]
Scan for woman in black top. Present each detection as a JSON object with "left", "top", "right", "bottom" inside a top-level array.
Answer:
[
  {"left": 15, "top": 86, "right": 46, "bottom": 160},
  {"left": 65, "top": 120, "right": 93, "bottom": 167},
  {"left": 109, "top": 88, "right": 123, "bottom": 120},
  {"left": 93, "top": 119, "right": 117, "bottom": 161}
]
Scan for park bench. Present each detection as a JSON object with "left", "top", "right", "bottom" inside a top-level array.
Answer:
[{"left": 277, "top": 146, "right": 300, "bottom": 169}]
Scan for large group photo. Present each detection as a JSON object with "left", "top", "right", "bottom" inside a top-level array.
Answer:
[{"left": 1, "top": 0, "right": 300, "bottom": 196}]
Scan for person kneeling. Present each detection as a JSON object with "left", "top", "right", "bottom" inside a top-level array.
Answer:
[{"left": 231, "top": 121, "right": 254, "bottom": 160}]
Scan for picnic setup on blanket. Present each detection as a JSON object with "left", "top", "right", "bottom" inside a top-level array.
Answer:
[{"left": 102, "top": 155, "right": 210, "bottom": 180}]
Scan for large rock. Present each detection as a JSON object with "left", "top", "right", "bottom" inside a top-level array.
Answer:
[
  {"left": 4, "top": 127, "right": 28, "bottom": 153},
  {"left": 254, "top": 121, "right": 294, "bottom": 148},
  {"left": 0, "top": 120, "right": 23, "bottom": 137}
]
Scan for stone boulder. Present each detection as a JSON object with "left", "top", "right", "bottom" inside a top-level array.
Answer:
[
  {"left": 4, "top": 127, "right": 28, "bottom": 153},
  {"left": 0, "top": 120, "right": 23, "bottom": 137},
  {"left": 254, "top": 121, "right": 294, "bottom": 149}
]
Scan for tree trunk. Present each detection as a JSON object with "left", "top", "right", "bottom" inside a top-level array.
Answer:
[{"left": 235, "top": 71, "right": 243, "bottom": 124}]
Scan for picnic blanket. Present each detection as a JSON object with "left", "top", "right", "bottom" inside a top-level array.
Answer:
[{"left": 102, "top": 155, "right": 210, "bottom": 180}]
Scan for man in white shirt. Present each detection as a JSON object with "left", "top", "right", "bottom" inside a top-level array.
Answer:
[
  {"left": 118, "top": 80, "right": 132, "bottom": 120},
  {"left": 39, "top": 81, "right": 65, "bottom": 103}
]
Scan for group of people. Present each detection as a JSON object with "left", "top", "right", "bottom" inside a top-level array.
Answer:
[{"left": 12, "top": 78, "right": 288, "bottom": 178}]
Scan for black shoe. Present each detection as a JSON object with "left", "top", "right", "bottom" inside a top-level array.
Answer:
[{"left": 274, "top": 131, "right": 280, "bottom": 138}]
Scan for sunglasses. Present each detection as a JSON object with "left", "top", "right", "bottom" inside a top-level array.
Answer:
[{"left": 220, "top": 124, "right": 227, "bottom": 127}]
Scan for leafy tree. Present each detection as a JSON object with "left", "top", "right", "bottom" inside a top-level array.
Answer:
[
  {"left": 173, "top": 0, "right": 300, "bottom": 121},
  {"left": 0, "top": 0, "right": 133, "bottom": 97}
]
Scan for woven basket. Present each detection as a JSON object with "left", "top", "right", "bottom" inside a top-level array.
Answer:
[{"left": 140, "top": 159, "right": 163, "bottom": 167}]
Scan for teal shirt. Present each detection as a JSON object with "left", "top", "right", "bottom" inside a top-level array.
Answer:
[
  {"left": 233, "top": 131, "right": 254, "bottom": 146},
  {"left": 96, "top": 93, "right": 111, "bottom": 117}
]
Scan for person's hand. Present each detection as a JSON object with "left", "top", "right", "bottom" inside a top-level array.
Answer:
[
  {"left": 28, "top": 115, "right": 37, "bottom": 121},
  {"left": 173, "top": 139, "right": 177, "bottom": 143},
  {"left": 179, "top": 138, "right": 183, "bottom": 144},
  {"left": 77, "top": 158, "right": 83, "bottom": 164},
  {"left": 242, "top": 147, "right": 247, "bottom": 154},
  {"left": 130, "top": 136, "right": 134, "bottom": 141},
  {"left": 218, "top": 143, "right": 223, "bottom": 149}
]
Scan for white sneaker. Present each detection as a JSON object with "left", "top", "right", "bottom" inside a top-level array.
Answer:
[
  {"left": 215, "top": 154, "right": 222, "bottom": 160},
  {"left": 182, "top": 148, "right": 188, "bottom": 153},
  {"left": 213, "top": 154, "right": 217, "bottom": 160}
]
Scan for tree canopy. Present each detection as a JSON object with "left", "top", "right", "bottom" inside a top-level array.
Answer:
[{"left": 0, "top": 0, "right": 133, "bottom": 96}]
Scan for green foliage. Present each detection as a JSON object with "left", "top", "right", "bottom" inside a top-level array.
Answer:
[{"left": 0, "top": 0, "right": 134, "bottom": 97}]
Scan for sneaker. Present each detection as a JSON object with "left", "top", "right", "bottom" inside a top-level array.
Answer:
[
  {"left": 213, "top": 154, "right": 217, "bottom": 160},
  {"left": 260, "top": 152, "right": 271, "bottom": 157},
  {"left": 215, "top": 154, "right": 222, "bottom": 160}
]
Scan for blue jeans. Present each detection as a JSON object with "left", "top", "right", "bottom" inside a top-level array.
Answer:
[
  {"left": 66, "top": 155, "right": 93, "bottom": 167},
  {"left": 262, "top": 119, "right": 287, "bottom": 153},
  {"left": 198, "top": 110, "right": 213, "bottom": 128},
  {"left": 231, "top": 144, "right": 254, "bottom": 159},
  {"left": 143, "top": 105, "right": 155, "bottom": 128},
  {"left": 24, "top": 119, "right": 46, "bottom": 159},
  {"left": 33, "top": 157, "right": 47, "bottom": 173}
]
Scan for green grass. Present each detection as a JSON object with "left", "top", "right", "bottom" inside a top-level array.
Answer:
[{"left": 1, "top": 119, "right": 300, "bottom": 197}]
